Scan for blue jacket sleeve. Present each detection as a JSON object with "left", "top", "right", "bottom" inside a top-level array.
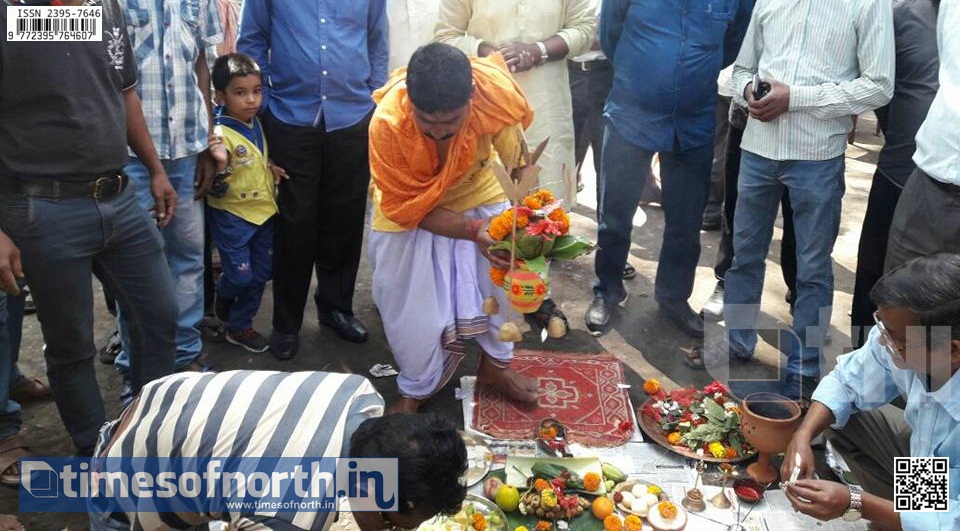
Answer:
[
  {"left": 237, "top": 0, "right": 272, "bottom": 110},
  {"left": 600, "top": 0, "right": 629, "bottom": 60},
  {"left": 723, "top": 0, "right": 754, "bottom": 67}
]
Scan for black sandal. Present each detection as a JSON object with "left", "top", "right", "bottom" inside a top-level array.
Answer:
[{"left": 683, "top": 347, "right": 707, "bottom": 370}]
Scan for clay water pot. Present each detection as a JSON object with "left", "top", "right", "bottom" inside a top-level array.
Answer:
[
  {"left": 502, "top": 268, "right": 548, "bottom": 314},
  {"left": 739, "top": 392, "right": 802, "bottom": 484}
]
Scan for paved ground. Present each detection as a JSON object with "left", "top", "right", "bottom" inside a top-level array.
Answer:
[{"left": 2, "top": 115, "right": 882, "bottom": 529}]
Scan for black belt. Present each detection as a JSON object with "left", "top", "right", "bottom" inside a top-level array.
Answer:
[
  {"left": 922, "top": 169, "right": 960, "bottom": 197},
  {"left": 1, "top": 172, "right": 128, "bottom": 200},
  {"left": 570, "top": 58, "right": 609, "bottom": 71}
]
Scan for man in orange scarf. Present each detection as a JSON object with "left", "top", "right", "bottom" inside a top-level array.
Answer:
[{"left": 369, "top": 43, "right": 539, "bottom": 414}]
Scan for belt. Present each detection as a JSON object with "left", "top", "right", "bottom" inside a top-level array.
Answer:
[
  {"left": 1, "top": 172, "right": 128, "bottom": 200},
  {"left": 570, "top": 58, "right": 609, "bottom": 71},
  {"left": 923, "top": 170, "right": 960, "bottom": 197}
]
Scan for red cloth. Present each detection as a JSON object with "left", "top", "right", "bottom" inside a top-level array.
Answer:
[{"left": 473, "top": 350, "right": 634, "bottom": 447}]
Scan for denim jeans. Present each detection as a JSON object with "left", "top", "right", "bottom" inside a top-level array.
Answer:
[
  {"left": 207, "top": 208, "right": 274, "bottom": 333},
  {"left": 0, "top": 294, "right": 21, "bottom": 441},
  {"left": 724, "top": 151, "right": 844, "bottom": 382},
  {"left": 595, "top": 124, "right": 713, "bottom": 303},
  {"left": 0, "top": 185, "right": 177, "bottom": 451},
  {"left": 116, "top": 156, "right": 204, "bottom": 372}
]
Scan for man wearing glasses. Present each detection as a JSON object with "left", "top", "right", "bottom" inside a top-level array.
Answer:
[{"left": 780, "top": 254, "right": 960, "bottom": 530}]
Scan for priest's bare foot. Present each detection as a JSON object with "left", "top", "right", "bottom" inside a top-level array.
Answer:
[
  {"left": 386, "top": 397, "right": 422, "bottom": 415},
  {"left": 477, "top": 356, "right": 539, "bottom": 404}
]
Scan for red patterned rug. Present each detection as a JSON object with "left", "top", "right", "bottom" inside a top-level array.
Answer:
[{"left": 473, "top": 350, "right": 634, "bottom": 447}]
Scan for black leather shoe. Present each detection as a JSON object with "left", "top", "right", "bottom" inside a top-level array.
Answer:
[
  {"left": 585, "top": 291, "right": 628, "bottom": 335},
  {"left": 319, "top": 310, "right": 369, "bottom": 343},
  {"left": 701, "top": 216, "right": 722, "bottom": 232},
  {"left": 659, "top": 300, "right": 704, "bottom": 338},
  {"left": 270, "top": 332, "right": 299, "bottom": 361}
]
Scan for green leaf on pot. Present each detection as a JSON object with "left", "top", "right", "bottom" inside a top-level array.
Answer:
[
  {"left": 520, "top": 255, "right": 548, "bottom": 278},
  {"left": 548, "top": 235, "right": 596, "bottom": 261}
]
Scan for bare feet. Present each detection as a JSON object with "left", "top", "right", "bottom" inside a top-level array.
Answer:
[
  {"left": 386, "top": 397, "right": 423, "bottom": 415},
  {"left": 477, "top": 356, "right": 539, "bottom": 404}
]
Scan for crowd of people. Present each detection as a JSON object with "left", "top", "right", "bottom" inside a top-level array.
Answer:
[{"left": 0, "top": 0, "right": 958, "bottom": 528}]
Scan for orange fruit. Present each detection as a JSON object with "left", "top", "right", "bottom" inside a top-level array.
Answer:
[{"left": 592, "top": 496, "right": 615, "bottom": 520}]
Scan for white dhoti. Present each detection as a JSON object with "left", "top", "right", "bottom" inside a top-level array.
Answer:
[{"left": 369, "top": 203, "right": 513, "bottom": 399}]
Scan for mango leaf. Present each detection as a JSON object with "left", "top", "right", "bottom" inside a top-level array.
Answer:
[
  {"left": 681, "top": 423, "right": 724, "bottom": 447},
  {"left": 548, "top": 235, "right": 596, "bottom": 261},
  {"left": 489, "top": 241, "right": 514, "bottom": 254},
  {"left": 520, "top": 256, "right": 548, "bottom": 278}
]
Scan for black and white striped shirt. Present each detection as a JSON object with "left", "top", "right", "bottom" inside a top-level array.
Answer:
[{"left": 100, "top": 371, "right": 384, "bottom": 530}]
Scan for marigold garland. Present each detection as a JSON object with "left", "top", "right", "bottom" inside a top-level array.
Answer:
[{"left": 489, "top": 267, "right": 507, "bottom": 287}]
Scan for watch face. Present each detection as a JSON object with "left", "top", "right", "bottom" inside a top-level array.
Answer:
[{"left": 841, "top": 510, "right": 862, "bottom": 522}]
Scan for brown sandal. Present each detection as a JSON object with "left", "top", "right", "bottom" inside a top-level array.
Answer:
[{"left": 0, "top": 436, "right": 31, "bottom": 487}]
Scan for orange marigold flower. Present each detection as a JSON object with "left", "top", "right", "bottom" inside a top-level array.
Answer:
[
  {"left": 535, "top": 521, "right": 552, "bottom": 531},
  {"left": 488, "top": 217, "right": 510, "bottom": 241},
  {"left": 516, "top": 214, "right": 530, "bottom": 229},
  {"left": 534, "top": 189, "right": 555, "bottom": 206},
  {"left": 547, "top": 209, "right": 570, "bottom": 234},
  {"left": 602, "top": 515, "right": 622, "bottom": 531},
  {"left": 642, "top": 378, "right": 662, "bottom": 395},
  {"left": 489, "top": 267, "right": 507, "bottom": 287},
  {"left": 539, "top": 426, "right": 558, "bottom": 440},
  {"left": 725, "top": 446, "right": 738, "bottom": 459},
  {"left": 666, "top": 432, "right": 682, "bottom": 445},
  {"left": 523, "top": 196, "right": 543, "bottom": 210},
  {"left": 534, "top": 478, "right": 551, "bottom": 492},
  {"left": 657, "top": 501, "right": 678, "bottom": 520},
  {"left": 583, "top": 472, "right": 602, "bottom": 492},
  {"left": 623, "top": 515, "right": 642, "bottom": 531}
]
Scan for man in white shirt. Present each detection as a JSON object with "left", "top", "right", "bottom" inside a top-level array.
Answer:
[
  {"left": 884, "top": 0, "right": 959, "bottom": 273},
  {"left": 387, "top": 0, "right": 441, "bottom": 72},
  {"left": 690, "top": 0, "right": 894, "bottom": 403}
]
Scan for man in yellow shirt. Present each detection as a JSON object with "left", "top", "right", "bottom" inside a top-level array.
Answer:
[{"left": 369, "top": 43, "right": 539, "bottom": 413}]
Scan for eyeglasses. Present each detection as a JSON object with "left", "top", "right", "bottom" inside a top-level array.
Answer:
[{"left": 873, "top": 311, "right": 927, "bottom": 361}]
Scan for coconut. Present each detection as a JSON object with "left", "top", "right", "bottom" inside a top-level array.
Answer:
[{"left": 642, "top": 493, "right": 660, "bottom": 508}]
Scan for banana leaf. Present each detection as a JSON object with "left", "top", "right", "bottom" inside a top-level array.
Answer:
[
  {"left": 547, "top": 236, "right": 596, "bottom": 261},
  {"left": 488, "top": 469, "right": 603, "bottom": 531}
]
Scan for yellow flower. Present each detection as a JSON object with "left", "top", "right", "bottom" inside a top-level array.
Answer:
[
  {"left": 657, "top": 501, "right": 678, "bottom": 520},
  {"left": 666, "top": 432, "right": 682, "bottom": 445},
  {"left": 523, "top": 196, "right": 543, "bottom": 210},
  {"left": 708, "top": 441, "right": 726, "bottom": 459},
  {"left": 583, "top": 472, "right": 602, "bottom": 492},
  {"left": 534, "top": 189, "right": 555, "bottom": 206},
  {"left": 540, "top": 489, "right": 558, "bottom": 508},
  {"left": 623, "top": 515, "right": 642, "bottom": 531},
  {"left": 647, "top": 485, "right": 662, "bottom": 496}
]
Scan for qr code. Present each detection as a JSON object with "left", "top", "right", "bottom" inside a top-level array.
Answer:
[{"left": 894, "top": 457, "right": 950, "bottom": 512}]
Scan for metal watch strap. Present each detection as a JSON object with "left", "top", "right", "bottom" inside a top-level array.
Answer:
[
  {"left": 536, "top": 41, "right": 549, "bottom": 65},
  {"left": 848, "top": 485, "right": 863, "bottom": 511}
]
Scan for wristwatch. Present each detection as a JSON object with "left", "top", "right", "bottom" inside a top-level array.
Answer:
[
  {"left": 841, "top": 484, "right": 863, "bottom": 522},
  {"left": 535, "top": 41, "right": 549, "bottom": 65}
]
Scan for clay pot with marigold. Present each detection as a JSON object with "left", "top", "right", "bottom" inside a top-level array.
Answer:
[{"left": 485, "top": 191, "right": 594, "bottom": 315}]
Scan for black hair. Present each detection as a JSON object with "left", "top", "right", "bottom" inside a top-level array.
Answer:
[
  {"left": 212, "top": 53, "right": 261, "bottom": 92},
  {"left": 349, "top": 412, "right": 467, "bottom": 516},
  {"left": 406, "top": 43, "right": 473, "bottom": 114},
  {"left": 871, "top": 253, "right": 960, "bottom": 341}
]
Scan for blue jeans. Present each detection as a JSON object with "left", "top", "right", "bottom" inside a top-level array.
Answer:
[
  {"left": 0, "top": 185, "right": 177, "bottom": 451},
  {"left": 595, "top": 124, "right": 713, "bottom": 303},
  {"left": 207, "top": 208, "right": 274, "bottom": 333},
  {"left": 0, "top": 294, "right": 21, "bottom": 441},
  {"left": 116, "top": 156, "right": 205, "bottom": 372},
  {"left": 724, "top": 151, "right": 844, "bottom": 382}
]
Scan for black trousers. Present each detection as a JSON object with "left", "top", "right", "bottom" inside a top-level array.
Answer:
[
  {"left": 263, "top": 111, "right": 372, "bottom": 334},
  {"left": 569, "top": 59, "right": 614, "bottom": 186},
  {"left": 850, "top": 172, "right": 903, "bottom": 348},
  {"left": 714, "top": 121, "right": 797, "bottom": 295}
]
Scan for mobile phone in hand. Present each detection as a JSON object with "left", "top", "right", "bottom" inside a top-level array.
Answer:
[{"left": 752, "top": 72, "right": 771, "bottom": 100}]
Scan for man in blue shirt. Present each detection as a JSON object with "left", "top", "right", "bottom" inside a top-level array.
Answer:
[
  {"left": 782, "top": 253, "right": 960, "bottom": 530},
  {"left": 586, "top": 0, "right": 753, "bottom": 337},
  {"left": 239, "top": 0, "right": 388, "bottom": 360}
]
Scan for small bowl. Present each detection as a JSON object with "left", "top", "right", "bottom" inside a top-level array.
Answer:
[{"left": 732, "top": 478, "right": 764, "bottom": 504}]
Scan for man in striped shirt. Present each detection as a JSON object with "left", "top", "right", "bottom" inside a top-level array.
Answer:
[
  {"left": 692, "top": 0, "right": 894, "bottom": 401},
  {"left": 90, "top": 371, "right": 467, "bottom": 530}
]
